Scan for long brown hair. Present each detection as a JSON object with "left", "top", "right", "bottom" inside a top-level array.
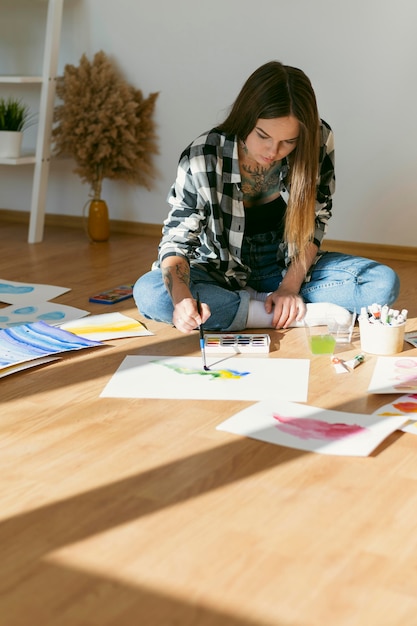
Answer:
[{"left": 217, "top": 61, "right": 320, "bottom": 268}]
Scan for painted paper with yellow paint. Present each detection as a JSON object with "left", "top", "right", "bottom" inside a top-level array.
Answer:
[{"left": 61, "top": 312, "right": 153, "bottom": 340}]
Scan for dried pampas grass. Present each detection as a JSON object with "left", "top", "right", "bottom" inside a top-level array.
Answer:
[{"left": 52, "top": 50, "right": 159, "bottom": 197}]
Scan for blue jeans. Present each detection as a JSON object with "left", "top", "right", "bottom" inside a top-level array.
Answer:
[{"left": 134, "top": 252, "right": 400, "bottom": 331}]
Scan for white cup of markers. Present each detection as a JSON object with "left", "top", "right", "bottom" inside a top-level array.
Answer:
[{"left": 359, "top": 304, "right": 407, "bottom": 355}]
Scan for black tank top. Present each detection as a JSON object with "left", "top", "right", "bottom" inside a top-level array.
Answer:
[{"left": 244, "top": 195, "right": 286, "bottom": 236}]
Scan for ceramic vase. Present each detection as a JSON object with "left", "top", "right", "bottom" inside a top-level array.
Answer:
[{"left": 87, "top": 198, "right": 110, "bottom": 242}]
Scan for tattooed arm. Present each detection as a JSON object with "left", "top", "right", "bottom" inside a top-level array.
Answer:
[{"left": 161, "top": 256, "right": 211, "bottom": 334}]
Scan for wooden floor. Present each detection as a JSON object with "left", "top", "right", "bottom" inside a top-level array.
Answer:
[{"left": 1, "top": 220, "right": 417, "bottom": 626}]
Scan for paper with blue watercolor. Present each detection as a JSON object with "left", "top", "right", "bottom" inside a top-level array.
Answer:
[
  {"left": 0, "top": 301, "right": 89, "bottom": 329},
  {"left": 0, "top": 279, "right": 70, "bottom": 304},
  {"left": 0, "top": 321, "right": 102, "bottom": 374}
]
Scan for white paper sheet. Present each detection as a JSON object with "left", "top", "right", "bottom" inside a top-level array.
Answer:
[
  {"left": 60, "top": 312, "right": 153, "bottom": 340},
  {"left": 0, "top": 279, "right": 70, "bottom": 304},
  {"left": 0, "top": 301, "right": 89, "bottom": 328},
  {"left": 217, "top": 400, "right": 407, "bottom": 456},
  {"left": 100, "top": 355, "right": 310, "bottom": 402},
  {"left": 0, "top": 356, "right": 61, "bottom": 378},
  {"left": 367, "top": 356, "right": 417, "bottom": 394},
  {"left": 372, "top": 393, "right": 417, "bottom": 434}
]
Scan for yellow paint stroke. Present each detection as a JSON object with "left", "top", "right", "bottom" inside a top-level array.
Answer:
[
  {"left": 67, "top": 320, "right": 145, "bottom": 334},
  {"left": 394, "top": 382, "right": 417, "bottom": 391},
  {"left": 405, "top": 420, "right": 417, "bottom": 429}
]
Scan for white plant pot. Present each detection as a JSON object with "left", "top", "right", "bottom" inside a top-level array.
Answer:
[{"left": 0, "top": 131, "right": 23, "bottom": 158}]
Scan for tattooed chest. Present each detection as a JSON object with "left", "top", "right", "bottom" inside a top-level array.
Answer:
[{"left": 240, "top": 163, "right": 282, "bottom": 204}]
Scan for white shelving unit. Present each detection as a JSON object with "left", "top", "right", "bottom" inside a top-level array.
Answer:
[{"left": 0, "top": 0, "right": 64, "bottom": 242}]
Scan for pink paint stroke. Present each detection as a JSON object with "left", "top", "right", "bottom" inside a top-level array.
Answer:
[{"left": 272, "top": 414, "right": 366, "bottom": 441}]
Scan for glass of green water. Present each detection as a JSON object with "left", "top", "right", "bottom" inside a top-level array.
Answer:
[{"left": 304, "top": 319, "right": 336, "bottom": 355}]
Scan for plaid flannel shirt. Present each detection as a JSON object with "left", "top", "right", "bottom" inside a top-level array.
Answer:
[{"left": 155, "top": 119, "right": 335, "bottom": 289}]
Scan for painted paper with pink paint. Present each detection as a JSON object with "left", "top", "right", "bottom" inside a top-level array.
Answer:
[
  {"left": 367, "top": 357, "right": 417, "bottom": 394},
  {"left": 216, "top": 400, "right": 407, "bottom": 456}
]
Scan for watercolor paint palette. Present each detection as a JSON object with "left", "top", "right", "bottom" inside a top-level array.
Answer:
[{"left": 204, "top": 333, "right": 270, "bottom": 354}]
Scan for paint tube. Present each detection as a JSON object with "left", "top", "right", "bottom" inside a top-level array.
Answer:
[
  {"left": 331, "top": 356, "right": 349, "bottom": 374},
  {"left": 344, "top": 354, "right": 365, "bottom": 370}
]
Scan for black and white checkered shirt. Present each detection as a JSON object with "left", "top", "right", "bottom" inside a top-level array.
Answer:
[{"left": 155, "top": 119, "right": 335, "bottom": 289}]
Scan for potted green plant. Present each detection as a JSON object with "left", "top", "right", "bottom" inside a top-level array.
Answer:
[{"left": 0, "top": 97, "right": 35, "bottom": 158}]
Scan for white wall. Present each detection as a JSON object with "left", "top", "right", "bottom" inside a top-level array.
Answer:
[{"left": 1, "top": 0, "right": 416, "bottom": 246}]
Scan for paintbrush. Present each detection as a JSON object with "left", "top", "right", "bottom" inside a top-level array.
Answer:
[{"left": 196, "top": 292, "right": 209, "bottom": 371}]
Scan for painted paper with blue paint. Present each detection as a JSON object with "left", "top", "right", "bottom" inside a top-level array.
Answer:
[
  {"left": 0, "top": 279, "right": 70, "bottom": 304},
  {"left": 0, "top": 302, "right": 89, "bottom": 329},
  {"left": 10, "top": 306, "right": 37, "bottom": 315},
  {"left": 12, "top": 306, "right": 66, "bottom": 321},
  {"left": 0, "top": 283, "right": 33, "bottom": 296},
  {"left": 0, "top": 320, "right": 102, "bottom": 370}
]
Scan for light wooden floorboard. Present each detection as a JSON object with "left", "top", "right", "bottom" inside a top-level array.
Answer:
[{"left": 1, "top": 221, "right": 417, "bottom": 626}]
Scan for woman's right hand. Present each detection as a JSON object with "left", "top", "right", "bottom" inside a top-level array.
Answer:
[{"left": 172, "top": 297, "right": 211, "bottom": 334}]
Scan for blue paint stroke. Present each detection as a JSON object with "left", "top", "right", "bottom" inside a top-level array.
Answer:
[
  {"left": 37, "top": 311, "right": 66, "bottom": 321},
  {"left": 13, "top": 306, "right": 37, "bottom": 315},
  {"left": 0, "top": 283, "right": 34, "bottom": 294}
]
